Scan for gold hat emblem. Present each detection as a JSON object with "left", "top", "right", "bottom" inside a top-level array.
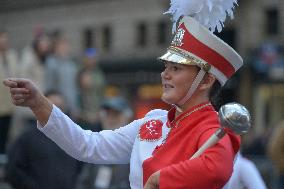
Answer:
[{"left": 171, "top": 28, "right": 185, "bottom": 47}]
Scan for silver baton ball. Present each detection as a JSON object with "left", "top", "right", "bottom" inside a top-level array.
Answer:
[{"left": 190, "top": 102, "right": 251, "bottom": 159}]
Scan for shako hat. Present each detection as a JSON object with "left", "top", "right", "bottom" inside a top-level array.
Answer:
[{"left": 159, "top": 0, "right": 243, "bottom": 86}]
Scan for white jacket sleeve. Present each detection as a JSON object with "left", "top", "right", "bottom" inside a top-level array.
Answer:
[
  {"left": 239, "top": 157, "right": 267, "bottom": 189},
  {"left": 38, "top": 105, "right": 142, "bottom": 164},
  {"left": 224, "top": 153, "right": 267, "bottom": 189}
]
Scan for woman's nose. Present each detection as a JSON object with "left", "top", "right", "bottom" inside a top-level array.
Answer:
[{"left": 161, "top": 69, "right": 169, "bottom": 79}]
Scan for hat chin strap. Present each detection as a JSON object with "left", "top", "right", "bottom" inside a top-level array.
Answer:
[{"left": 174, "top": 69, "right": 206, "bottom": 112}]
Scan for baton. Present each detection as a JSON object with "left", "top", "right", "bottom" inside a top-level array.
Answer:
[{"left": 190, "top": 102, "right": 251, "bottom": 159}]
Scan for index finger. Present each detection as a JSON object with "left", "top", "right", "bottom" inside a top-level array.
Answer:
[
  {"left": 3, "top": 78, "right": 18, "bottom": 88},
  {"left": 3, "top": 78, "right": 31, "bottom": 88}
]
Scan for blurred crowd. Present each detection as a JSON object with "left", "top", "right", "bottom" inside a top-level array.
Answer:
[
  {"left": 1, "top": 27, "right": 284, "bottom": 189},
  {"left": 0, "top": 28, "right": 134, "bottom": 189},
  {"left": 0, "top": 28, "right": 108, "bottom": 148}
]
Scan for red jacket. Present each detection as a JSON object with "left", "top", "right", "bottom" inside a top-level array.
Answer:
[{"left": 142, "top": 102, "right": 240, "bottom": 189}]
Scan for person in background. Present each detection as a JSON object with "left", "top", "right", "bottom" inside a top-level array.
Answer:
[
  {"left": 21, "top": 27, "right": 51, "bottom": 91},
  {"left": 0, "top": 29, "right": 19, "bottom": 153},
  {"left": 5, "top": 90, "right": 82, "bottom": 189},
  {"left": 223, "top": 152, "right": 267, "bottom": 189},
  {"left": 267, "top": 119, "right": 284, "bottom": 189},
  {"left": 76, "top": 96, "right": 133, "bottom": 189},
  {"left": 45, "top": 35, "right": 79, "bottom": 118},
  {"left": 77, "top": 48, "right": 106, "bottom": 129},
  {"left": 9, "top": 28, "right": 52, "bottom": 143}
]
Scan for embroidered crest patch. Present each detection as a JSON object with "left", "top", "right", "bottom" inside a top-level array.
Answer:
[{"left": 139, "top": 120, "right": 163, "bottom": 141}]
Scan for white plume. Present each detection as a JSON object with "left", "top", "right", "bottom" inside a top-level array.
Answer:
[{"left": 165, "top": 0, "right": 238, "bottom": 33}]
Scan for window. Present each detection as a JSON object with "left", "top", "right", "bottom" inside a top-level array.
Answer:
[
  {"left": 82, "top": 28, "right": 94, "bottom": 49},
  {"left": 266, "top": 8, "right": 279, "bottom": 35},
  {"left": 137, "top": 22, "right": 147, "bottom": 47},
  {"left": 157, "top": 20, "right": 169, "bottom": 45},
  {"left": 102, "top": 25, "right": 112, "bottom": 51}
]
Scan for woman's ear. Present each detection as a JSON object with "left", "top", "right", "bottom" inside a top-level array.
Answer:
[{"left": 199, "top": 73, "right": 216, "bottom": 90}]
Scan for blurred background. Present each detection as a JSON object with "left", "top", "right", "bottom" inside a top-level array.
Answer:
[{"left": 0, "top": 0, "right": 284, "bottom": 188}]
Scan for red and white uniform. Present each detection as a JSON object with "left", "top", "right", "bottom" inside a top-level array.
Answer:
[{"left": 38, "top": 102, "right": 240, "bottom": 189}]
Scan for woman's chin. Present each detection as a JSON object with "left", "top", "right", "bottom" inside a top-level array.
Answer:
[{"left": 161, "top": 94, "right": 176, "bottom": 105}]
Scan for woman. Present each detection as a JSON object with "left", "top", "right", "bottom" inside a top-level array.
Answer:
[{"left": 3, "top": 8, "right": 243, "bottom": 189}]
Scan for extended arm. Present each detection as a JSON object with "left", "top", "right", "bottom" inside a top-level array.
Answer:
[
  {"left": 3, "top": 78, "right": 139, "bottom": 164},
  {"left": 38, "top": 105, "right": 140, "bottom": 163}
]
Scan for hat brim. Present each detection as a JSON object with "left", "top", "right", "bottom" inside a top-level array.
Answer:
[{"left": 158, "top": 50, "right": 199, "bottom": 66}]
